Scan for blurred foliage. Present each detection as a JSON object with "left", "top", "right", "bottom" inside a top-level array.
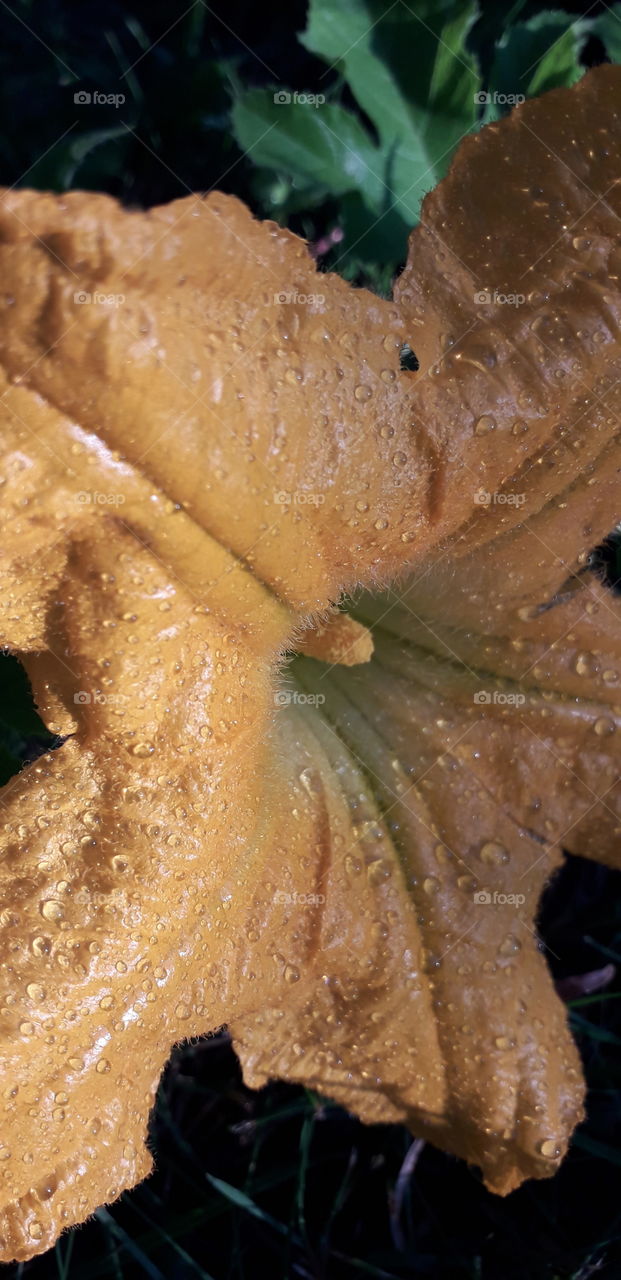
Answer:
[
  {"left": 1, "top": 2, "right": 621, "bottom": 1278},
  {"left": 231, "top": 0, "right": 617, "bottom": 284}
]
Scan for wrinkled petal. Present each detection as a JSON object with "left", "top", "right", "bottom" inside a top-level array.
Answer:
[{"left": 0, "top": 64, "right": 620, "bottom": 1261}]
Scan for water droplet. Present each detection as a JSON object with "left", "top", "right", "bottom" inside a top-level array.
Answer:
[
  {"left": 344, "top": 855, "right": 362, "bottom": 876},
  {"left": 284, "top": 965, "right": 300, "bottom": 984},
  {"left": 367, "top": 860, "right": 391, "bottom": 886},
  {"left": 96, "top": 1058, "right": 111, "bottom": 1074},
  {"left": 594, "top": 717, "right": 615, "bottom": 736},
  {"left": 423, "top": 877, "right": 440, "bottom": 896},
  {"left": 480, "top": 841, "right": 509, "bottom": 866},
  {"left": 498, "top": 934, "right": 522, "bottom": 956},
  {"left": 574, "top": 652, "right": 595, "bottom": 677},
  {"left": 354, "top": 384, "right": 372, "bottom": 402},
  {"left": 474, "top": 414, "right": 496, "bottom": 436},
  {"left": 131, "top": 742, "right": 154, "bottom": 758},
  {"left": 81, "top": 811, "right": 101, "bottom": 830},
  {"left": 31, "top": 935, "right": 51, "bottom": 957},
  {"left": 537, "top": 1138, "right": 561, "bottom": 1159},
  {"left": 40, "top": 900, "right": 64, "bottom": 923},
  {"left": 374, "top": 518, "right": 388, "bottom": 531},
  {"left": 26, "top": 983, "right": 46, "bottom": 1002},
  {"left": 36, "top": 1175, "right": 57, "bottom": 1200},
  {"left": 494, "top": 1035, "right": 516, "bottom": 1050}
]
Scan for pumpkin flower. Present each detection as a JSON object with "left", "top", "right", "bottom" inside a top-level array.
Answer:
[{"left": 0, "top": 64, "right": 620, "bottom": 1261}]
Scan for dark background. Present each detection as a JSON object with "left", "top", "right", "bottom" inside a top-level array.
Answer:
[{"left": 1, "top": 2, "right": 621, "bottom": 1277}]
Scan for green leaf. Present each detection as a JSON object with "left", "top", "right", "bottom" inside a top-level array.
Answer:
[
  {"left": 25, "top": 125, "right": 129, "bottom": 191},
  {"left": 485, "top": 11, "right": 589, "bottom": 123},
  {"left": 592, "top": 4, "right": 621, "bottom": 64},
  {"left": 205, "top": 1174, "right": 293, "bottom": 1235},
  {"left": 301, "top": 0, "right": 480, "bottom": 224},
  {"left": 231, "top": 0, "right": 481, "bottom": 271},
  {"left": 232, "top": 91, "right": 385, "bottom": 205}
]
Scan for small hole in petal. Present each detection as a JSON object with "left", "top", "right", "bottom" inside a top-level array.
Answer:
[
  {"left": 0, "top": 652, "right": 64, "bottom": 784},
  {"left": 399, "top": 343, "right": 419, "bottom": 372},
  {"left": 589, "top": 523, "right": 621, "bottom": 594}
]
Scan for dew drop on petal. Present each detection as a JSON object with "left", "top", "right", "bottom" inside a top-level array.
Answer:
[
  {"left": 480, "top": 841, "right": 509, "bottom": 866},
  {"left": 474, "top": 415, "right": 496, "bottom": 436},
  {"left": 40, "top": 900, "right": 64, "bottom": 923},
  {"left": 537, "top": 1138, "right": 562, "bottom": 1159},
  {"left": 26, "top": 983, "right": 46, "bottom": 1002}
]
